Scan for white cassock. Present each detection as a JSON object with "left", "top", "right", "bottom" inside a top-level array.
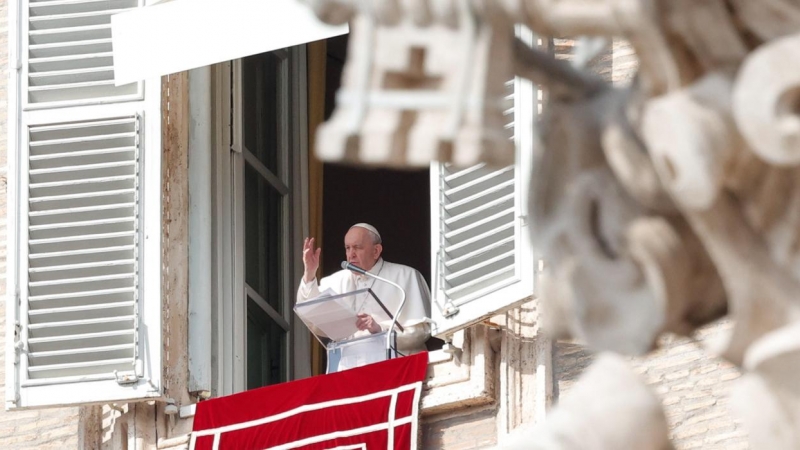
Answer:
[{"left": 297, "top": 258, "right": 431, "bottom": 362}]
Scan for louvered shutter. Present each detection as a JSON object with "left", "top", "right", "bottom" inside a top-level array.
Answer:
[
  {"left": 429, "top": 30, "right": 537, "bottom": 337},
  {"left": 27, "top": 0, "right": 141, "bottom": 107},
  {"left": 7, "top": 0, "right": 162, "bottom": 409}
]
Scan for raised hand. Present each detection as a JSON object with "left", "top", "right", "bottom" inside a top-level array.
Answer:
[{"left": 302, "top": 237, "right": 322, "bottom": 283}]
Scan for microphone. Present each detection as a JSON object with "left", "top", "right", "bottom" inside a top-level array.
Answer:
[
  {"left": 341, "top": 261, "right": 407, "bottom": 359},
  {"left": 341, "top": 261, "right": 368, "bottom": 275}
]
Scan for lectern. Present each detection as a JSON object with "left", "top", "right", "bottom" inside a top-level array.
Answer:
[{"left": 294, "top": 288, "right": 403, "bottom": 373}]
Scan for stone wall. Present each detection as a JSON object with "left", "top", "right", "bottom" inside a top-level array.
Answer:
[
  {"left": 0, "top": 4, "right": 81, "bottom": 447},
  {"left": 555, "top": 322, "right": 749, "bottom": 450},
  {"left": 423, "top": 405, "right": 499, "bottom": 450}
]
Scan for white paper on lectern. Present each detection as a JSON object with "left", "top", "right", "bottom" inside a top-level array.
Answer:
[
  {"left": 295, "top": 290, "right": 360, "bottom": 341},
  {"left": 295, "top": 288, "right": 396, "bottom": 343}
]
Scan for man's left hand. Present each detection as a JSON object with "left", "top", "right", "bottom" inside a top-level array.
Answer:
[{"left": 356, "top": 313, "right": 381, "bottom": 334}]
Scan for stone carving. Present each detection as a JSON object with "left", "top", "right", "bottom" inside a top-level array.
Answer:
[
  {"left": 303, "top": 0, "right": 800, "bottom": 448},
  {"left": 308, "top": 1, "right": 517, "bottom": 167}
]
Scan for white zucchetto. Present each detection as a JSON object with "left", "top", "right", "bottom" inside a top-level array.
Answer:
[{"left": 349, "top": 223, "right": 381, "bottom": 243}]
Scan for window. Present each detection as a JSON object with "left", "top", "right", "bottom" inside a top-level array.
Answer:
[
  {"left": 241, "top": 51, "right": 291, "bottom": 389},
  {"left": 6, "top": 0, "right": 162, "bottom": 408},
  {"left": 210, "top": 46, "right": 309, "bottom": 395},
  {"left": 310, "top": 31, "right": 539, "bottom": 341}
]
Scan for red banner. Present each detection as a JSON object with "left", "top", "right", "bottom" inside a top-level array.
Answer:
[{"left": 191, "top": 352, "right": 429, "bottom": 450}]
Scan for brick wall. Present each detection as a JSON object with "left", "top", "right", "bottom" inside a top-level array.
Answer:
[
  {"left": 0, "top": 3, "right": 81, "bottom": 447},
  {"left": 555, "top": 321, "right": 749, "bottom": 449},
  {"left": 423, "top": 406, "right": 498, "bottom": 450}
]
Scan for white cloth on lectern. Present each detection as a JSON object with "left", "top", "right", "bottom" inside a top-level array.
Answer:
[{"left": 297, "top": 258, "right": 431, "bottom": 354}]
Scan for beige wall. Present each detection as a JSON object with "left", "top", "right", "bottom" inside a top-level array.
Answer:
[
  {"left": 0, "top": 2, "right": 82, "bottom": 448},
  {"left": 423, "top": 405, "right": 498, "bottom": 449},
  {"left": 556, "top": 322, "right": 749, "bottom": 450}
]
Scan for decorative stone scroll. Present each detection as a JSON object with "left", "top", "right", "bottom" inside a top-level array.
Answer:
[
  {"left": 304, "top": 0, "right": 516, "bottom": 168},
  {"left": 305, "top": 1, "right": 800, "bottom": 448}
]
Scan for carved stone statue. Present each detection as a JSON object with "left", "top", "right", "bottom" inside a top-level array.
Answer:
[{"left": 302, "top": 1, "right": 800, "bottom": 448}]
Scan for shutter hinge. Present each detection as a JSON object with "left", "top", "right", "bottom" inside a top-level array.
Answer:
[
  {"left": 518, "top": 214, "right": 528, "bottom": 227},
  {"left": 114, "top": 360, "right": 144, "bottom": 385},
  {"left": 442, "top": 300, "right": 459, "bottom": 318},
  {"left": 114, "top": 370, "right": 139, "bottom": 385},
  {"left": 13, "top": 321, "right": 25, "bottom": 364},
  {"left": 12, "top": 45, "right": 20, "bottom": 72},
  {"left": 227, "top": 121, "right": 234, "bottom": 152}
]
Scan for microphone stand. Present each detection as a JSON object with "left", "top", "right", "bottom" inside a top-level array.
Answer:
[{"left": 342, "top": 262, "right": 407, "bottom": 360}]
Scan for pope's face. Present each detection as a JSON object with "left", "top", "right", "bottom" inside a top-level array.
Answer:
[{"left": 344, "top": 227, "right": 382, "bottom": 271}]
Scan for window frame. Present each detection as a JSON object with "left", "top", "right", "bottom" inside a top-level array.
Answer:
[{"left": 210, "top": 46, "right": 310, "bottom": 396}]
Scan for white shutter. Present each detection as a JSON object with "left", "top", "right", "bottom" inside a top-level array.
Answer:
[
  {"left": 429, "top": 28, "right": 538, "bottom": 338},
  {"left": 7, "top": 0, "right": 162, "bottom": 409},
  {"left": 26, "top": 0, "right": 142, "bottom": 107}
]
